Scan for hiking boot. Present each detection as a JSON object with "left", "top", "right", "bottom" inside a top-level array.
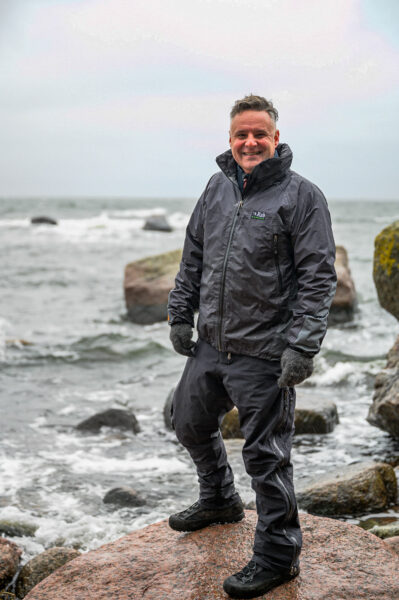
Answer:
[
  {"left": 168, "top": 497, "right": 244, "bottom": 532},
  {"left": 223, "top": 560, "right": 300, "bottom": 599}
]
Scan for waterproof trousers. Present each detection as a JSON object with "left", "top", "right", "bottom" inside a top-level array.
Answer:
[{"left": 172, "top": 338, "right": 302, "bottom": 572}]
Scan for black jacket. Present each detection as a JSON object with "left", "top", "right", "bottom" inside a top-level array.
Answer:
[{"left": 168, "top": 143, "right": 337, "bottom": 360}]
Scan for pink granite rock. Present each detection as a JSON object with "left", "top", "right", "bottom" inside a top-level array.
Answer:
[
  {"left": 384, "top": 535, "right": 399, "bottom": 555},
  {"left": 24, "top": 511, "right": 399, "bottom": 599},
  {"left": 0, "top": 537, "right": 21, "bottom": 589}
]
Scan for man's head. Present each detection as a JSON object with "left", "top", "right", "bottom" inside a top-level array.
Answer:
[{"left": 229, "top": 95, "right": 279, "bottom": 174}]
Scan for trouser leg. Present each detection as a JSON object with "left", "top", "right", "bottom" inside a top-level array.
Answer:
[
  {"left": 172, "top": 339, "right": 236, "bottom": 504},
  {"left": 222, "top": 354, "right": 302, "bottom": 572}
]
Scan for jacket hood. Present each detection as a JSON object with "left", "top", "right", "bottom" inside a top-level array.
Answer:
[{"left": 216, "top": 143, "right": 293, "bottom": 190}]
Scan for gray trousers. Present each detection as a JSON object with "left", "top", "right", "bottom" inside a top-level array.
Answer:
[{"left": 172, "top": 338, "right": 302, "bottom": 572}]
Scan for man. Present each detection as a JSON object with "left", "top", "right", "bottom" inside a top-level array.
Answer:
[{"left": 167, "top": 95, "right": 336, "bottom": 599}]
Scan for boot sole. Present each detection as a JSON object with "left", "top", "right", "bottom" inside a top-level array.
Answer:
[
  {"left": 223, "top": 568, "right": 300, "bottom": 599},
  {"left": 169, "top": 511, "right": 245, "bottom": 532}
]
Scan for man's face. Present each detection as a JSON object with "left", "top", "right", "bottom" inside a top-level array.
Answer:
[{"left": 229, "top": 110, "right": 280, "bottom": 174}]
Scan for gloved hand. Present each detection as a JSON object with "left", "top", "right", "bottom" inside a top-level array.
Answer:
[
  {"left": 277, "top": 347, "right": 313, "bottom": 388},
  {"left": 169, "top": 323, "right": 196, "bottom": 357}
]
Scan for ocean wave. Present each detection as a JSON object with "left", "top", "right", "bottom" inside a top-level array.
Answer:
[{"left": 1, "top": 334, "right": 170, "bottom": 367}]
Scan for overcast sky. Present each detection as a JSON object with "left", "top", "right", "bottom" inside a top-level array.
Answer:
[{"left": 1, "top": 0, "right": 398, "bottom": 199}]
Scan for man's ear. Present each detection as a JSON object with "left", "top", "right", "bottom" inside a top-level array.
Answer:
[{"left": 274, "top": 129, "right": 280, "bottom": 148}]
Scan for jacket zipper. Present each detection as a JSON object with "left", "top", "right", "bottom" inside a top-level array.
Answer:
[
  {"left": 217, "top": 197, "right": 243, "bottom": 351},
  {"left": 273, "top": 234, "right": 283, "bottom": 294}
]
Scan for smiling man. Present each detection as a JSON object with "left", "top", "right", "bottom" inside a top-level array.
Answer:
[{"left": 167, "top": 95, "right": 337, "bottom": 599}]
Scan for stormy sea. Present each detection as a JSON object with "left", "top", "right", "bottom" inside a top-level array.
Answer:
[{"left": 1, "top": 196, "right": 399, "bottom": 564}]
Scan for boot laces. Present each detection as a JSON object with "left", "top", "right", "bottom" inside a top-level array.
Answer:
[
  {"left": 179, "top": 501, "right": 201, "bottom": 517},
  {"left": 236, "top": 560, "right": 257, "bottom": 583}
]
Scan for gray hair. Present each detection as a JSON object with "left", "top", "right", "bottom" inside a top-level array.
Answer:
[{"left": 230, "top": 94, "right": 278, "bottom": 124}]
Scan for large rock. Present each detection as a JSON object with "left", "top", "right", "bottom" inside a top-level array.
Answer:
[
  {"left": 103, "top": 487, "right": 146, "bottom": 508},
  {"left": 384, "top": 536, "right": 399, "bottom": 555},
  {"left": 0, "top": 520, "right": 37, "bottom": 538},
  {"left": 125, "top": 245, "right": 356, "bottom": 326},
  {"left": 0, "top": 538, "right": 21, "bottom": 589},
  {"left": 294, "top": 396, "right": 339, "bottom": 434},
  {"left": 219, "top": 397, "right": 339, "bottom": 439},
  {"left": 143, "top": 215, "right": 173, "bottom": 232},
  {"left": 369, "top": 520, "right": 399, "bottom": 539},
  {"left": 30, "top": 216, "right": 58, "bottom": 226},
  {"left": 24, "top": 511, "right": 399, "bottom": 600},
  {"left": 76, "top": 409, "right": 140, "bottom": 434},
  {"left": 373, "top": 220, "right": 399, "bottom": 320},
  {"left": 367, "top": 334, "right": 399, "bottom": 436},
  {"left": 296, "top": 461, "right": 397, "bottom": 516},
  {"left": 124, "top": 249, "right": 181, "bottom": 324},
  {"left": 16, "top": 547, "right": 80, "bottom": 599},
  {"left": 329, "top": 245, "right": 357, "bottom": 325}
]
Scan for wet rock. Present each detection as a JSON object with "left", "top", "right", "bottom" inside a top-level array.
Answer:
[
  {"left": 0, "top": 520, "right": 37, "bottom": 538},
  {"left": 103, "top": 487, "right": 146, "bottom": 508},
  {"left": 294, "top": 396, "right": 339, "bottom": 434},
  {"left": 16, "top": 547, "right": 80, "bottom": 599},
  {"left": 24, "top": 511, "right": 399, "bottom": 600},
  {"left": 124, "top": 249, "right": 181, "bottom": 324},
  {"left": 329, "top": 245, "right": 357, "bottom": 325},
  {"left": 220, "top": 398, "right": 339, "bottom": 439},
  {"left": 30, "top": 216, "right": 58, "bottom": 226},
  {"left": 369, "top": 520, "right": 399, "bottom": 539},
  {"left": 373, "top": 220, "right": 399, "bottom": 320},
  {"left": 296, "top": 461, "right": 397, "bottom": 516},
  {"left": 367, "top": 334, "right": 399, "bottom": 436},
  {"left": 76, "top": 409, "right": 140, "bottom": 434},
  {"left": 384, "top": 536, "right": 399, "bottom": 555},
  {"left": 163, "top": 388, "right": 174, "bottom": 430},
  {"left": 221, "top": 407, "right": 243, "bottom": 439},
  {"left": 143, "top": 215, "right": 173, "bottom": 232},
  {"left": 0, "top": 538, "right": 21, "bottom": 589}
]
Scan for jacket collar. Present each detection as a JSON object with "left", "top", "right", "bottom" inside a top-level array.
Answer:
[{"left": 216, "top": 143, "right": 293, "bottom": 190}]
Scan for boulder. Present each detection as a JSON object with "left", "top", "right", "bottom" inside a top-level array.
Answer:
[
  {"left": 0, "top": 520, "right": 37, "bottom": 538},
  {"left": 329, "top": 245, "right": 357, "bottom": 325},
  {"left": 384, "top": 536, "right": 399, "bottom": 555},
  {"left": 294, "top": 396, "right": 339, "bottom": 434},
  {"left": 296, "top": 461, "right": 397, "bottom": 516},
  {"left": 369, "top": 520, "right": 399, "bottom": 539},
  {"left": 124, "top": 249, "right": 181, "bottom": 324},
  {"left": 103, "top": 487, "right": 146, "bottom": 508},
  {"left": 373, "top": 220, "right": 399, "bottom": 320},
  {"left": 24, "top": 511, "right": 399, "bottom": 600},
  {"left": 143, "top": 215, "right": 173, "bottom": 232},
  {"left": 30, "top": 216, "right": 58, "bottom": 226},
  {"left": 221, "top": 407, "right": 242, "bottom": 439},
  {"left": 0, "top": 538, "right": 21, "bottom": 589},
  {"left": 16, "top": 547, "right": 80, "bottom": 599},
  {"left": 76, "top": 409, "right": 140, "bottom": 434},
  {"left": 219, "top": 397, "right": 339, "bottom": 439},
  {"left": 367, "top": 334, "right": 399, "bottom": 436}
]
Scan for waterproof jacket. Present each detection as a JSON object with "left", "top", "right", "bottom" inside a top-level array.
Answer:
[{"left": 168, "top": 143, "right": 337, "bottom": 360}]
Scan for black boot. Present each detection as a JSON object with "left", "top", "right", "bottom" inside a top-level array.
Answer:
[
  {"left": 223, "top": 560, "right": 300, "bottom": 599},
  {"left": 168, "top": 497, "right": 244, "bottom": 532}
]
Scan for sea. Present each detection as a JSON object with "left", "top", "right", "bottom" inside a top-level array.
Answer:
[{"left": 1, "top": 196, "right": 399, "bottom": 564}]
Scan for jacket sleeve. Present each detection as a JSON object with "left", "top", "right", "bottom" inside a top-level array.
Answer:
[
  {"left": 167, "top": 189, "right": 206, "bottom": 327},
  {"left": 286, "top": 183, "right": 337, "bottom": 355}
]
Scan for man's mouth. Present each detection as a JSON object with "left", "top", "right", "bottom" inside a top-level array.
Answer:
[{"left": 243, "top": 151, "right": 262, "bottom": 156}]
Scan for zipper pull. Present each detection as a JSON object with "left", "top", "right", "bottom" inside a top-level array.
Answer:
[{"left": 273, "top": 233, "right": 278, "bottom": 254}]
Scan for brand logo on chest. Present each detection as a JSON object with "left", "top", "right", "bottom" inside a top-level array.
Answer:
[{"left": 251, "top": 211, "right": 266, "bottom": 220}]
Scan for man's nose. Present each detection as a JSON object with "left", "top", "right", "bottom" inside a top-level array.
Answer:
[{"left": 245, "top": 135, "right": 257, "bottom": 146}]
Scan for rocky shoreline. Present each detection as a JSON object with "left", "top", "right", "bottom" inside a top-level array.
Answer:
[{"left": 2, "top": 222, "right": 399, "bottom": 599}]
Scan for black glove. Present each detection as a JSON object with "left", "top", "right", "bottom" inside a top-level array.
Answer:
[
  {"left": 169, "top": 323, "right": 196, "bottom": 357},
  {"left": 277, "top": 347, "right": 313, "bottom": 388}
]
